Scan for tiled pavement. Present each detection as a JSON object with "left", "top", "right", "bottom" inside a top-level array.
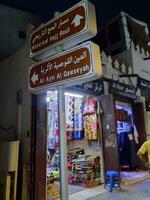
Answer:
[{"left": 88, "top": 178, "right": 150, "bottom": 200}]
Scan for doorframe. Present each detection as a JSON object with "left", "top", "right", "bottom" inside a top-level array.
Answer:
[{"left": 30, "top": 93, "right": 47, "bottom": 200}]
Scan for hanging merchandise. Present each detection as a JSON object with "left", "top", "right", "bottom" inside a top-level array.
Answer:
[
  {"left": 65, "top": 95, "right": 74, "bottom": 141},
  {"left": 48, "top": 133, "right": 56, "bottom": 150},
  {"left": 48, "top": 100, "right": 56, "bottom": 135},
  {"left": 54, "top": 101, "right": 59, "bottom": 146},
  {"left": 83, "top": 98, "right": 98, "bottom": 141},
  {"left": 47, "top": 92, "right": 59, "bottom": 147},
  {"left": 83, "top": 98, "right": 97, "bottom": 115},
  {"left": 47, "top": 100, "right": 56, "bottom": 150},
  {"left": 74, "top": 97, "right": 84, "bottom": 139},
  {"left": 84, "top": 114, "right": 98, "bottom": 140}
]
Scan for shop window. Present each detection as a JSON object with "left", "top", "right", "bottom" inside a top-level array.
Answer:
[{"left": 46, "top": 91, "right": 102, "bottom": 199}]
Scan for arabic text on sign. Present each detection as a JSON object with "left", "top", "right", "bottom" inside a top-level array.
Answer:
[
  {"left": 39, "top": 50, "right": 87, "bottom": 74},
  {"left": 31, "top": 5, "right": 85, "bottom": 53},
  {"left": 30, "top": 47, "right": 90, "bottom": 88}
]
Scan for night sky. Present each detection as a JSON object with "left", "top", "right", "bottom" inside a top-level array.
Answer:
[{"left": 0, "top": 0, "right": 149, "bottom": 28}]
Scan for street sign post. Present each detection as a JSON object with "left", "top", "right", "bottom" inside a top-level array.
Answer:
[
  {"left": 29, "top": 2, "right": 100, "bottom": 200},
  {"left": 28, "top": 41, "right": 102, "bottom": 92},
  {"left": 30, "top": 0, "right": 97, "bottom": 60}
]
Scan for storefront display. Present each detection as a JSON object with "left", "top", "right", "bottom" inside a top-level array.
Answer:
[
  {"left": 67, "top": 148, "right": 100, "bottom": 186},
  {"left": 46, "top": 91, "right": 101, "bottom": 199},
  {"left": 47, "top": 150, "right": 60, "bottom": 200},
  {"left": 74, "top": 97, "right": 84, "bottom": 140},
  {"left": 83, "top": 98, "right": 98, "bottom": 141},
  {"left": 47, "top": 92, "right": 99, "bottom": 142},
  {"left": 39, "top": 89, "right": 147, "bottom": 200},
  {"left": 68, "top": 155, "right": 100, "bottom": 186},
  {"left": 84, "top": 114, "right": 98, "bottom": 140},
  {"left": 65, "top": 95, "right": 74, "bottom": 141},
  {"left": 47, "top": 173, "right": 60, "bottom": 200}
]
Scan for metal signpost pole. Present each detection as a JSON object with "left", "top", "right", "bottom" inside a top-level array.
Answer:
[
  {"left": 55, "top": 32, "right": 68, "bottom": 199},
  {"left": 57, "top": 85, "right": 68, "bottom": 200}
]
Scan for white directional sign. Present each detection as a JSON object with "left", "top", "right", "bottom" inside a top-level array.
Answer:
[
  {"left": 31, "top": 72, "right": 39, "bottom": 85},
  {"left": 30, "top": 0, "right": 97, "bottom": 60},
  {"left": 28, "top": 41, "right": 102, "bottom": 92},
  {"left": 71, "top": 14, "right": 84, "bottom": 27}
]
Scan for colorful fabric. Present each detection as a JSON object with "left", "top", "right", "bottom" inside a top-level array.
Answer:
[
  {"left": 65, "top": 95, "right": 74, "bottom": 140},
  {"left": 84, "top": 113, "right": 98, "bottom": 141},
  {"left": 54, "top": 101, "right": 59, "bottom": 146},
  {"left": 74, "top": 97, "right": 84, "bottom": 139},
  {"left": 83, "top": 98, "right": 97, "bottom": 115},
  {"left": 48, "top": 100, "right": 55, "bottom": 134},
  {"left": 47, "top": 100, "right": 56, "bottom": 149}
]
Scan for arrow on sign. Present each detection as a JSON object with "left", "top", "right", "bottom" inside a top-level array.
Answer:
[
  {"left": 71, "top": 14, "right": 84, "bottom": 27},
  {"left": 31, "top": 72, "right": 38, "bottom": 85}
]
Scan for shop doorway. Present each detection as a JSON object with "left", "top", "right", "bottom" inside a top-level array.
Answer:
[
  {"left": 46, "top": 89, "right": 104, "bottom": 200},
  {"left": 115, "top": 100, "right": 138, "bottom": 172},
  {"left": 117, "top": 99, "right": 149, "bottom": 184},
  {"left": 100, "top": 94, "right": 149, "bottom": 185},
  {"left": 31, "top": 93, "right": 149, "bottom": 200}
]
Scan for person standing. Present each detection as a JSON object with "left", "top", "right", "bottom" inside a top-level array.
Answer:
[{"left": 137, "top": 137, "right": 150, "bottom": 170}]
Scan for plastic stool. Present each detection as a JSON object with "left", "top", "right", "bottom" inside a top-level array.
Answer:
[{"left": 104, "top": 170, "right": 121, "bottom": 192}]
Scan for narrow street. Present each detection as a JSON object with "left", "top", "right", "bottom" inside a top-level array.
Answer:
[{"left": 89, "top": 179, "right": 150, "bottom": 200}]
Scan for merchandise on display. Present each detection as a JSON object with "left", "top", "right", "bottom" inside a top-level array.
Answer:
[
  {"left": 65, "top": 95, "right": 74, "bottom": 140},
  {"left": 47, "top": 92, "right": 99, "bottom": 142},
  {"left": 84, "top": 114, "right": 98, "bottom": 140},
  {"left": 67, "top": 149, "right": 100, "bottom": 186},
  {"left": 46, "top": 91, "right": 101, "bottom": 199},
  {"left": 83, "top": 98, "right": 97, "bottom": 115},
  {"left": 83, "top": 98, "right": 98, "bottom": 140},
  {"left": 47, "top": 181, "right": 60, "bottom": 200},
  {"left": 74, "top": 96, "right": 84, "bottom": 139}
]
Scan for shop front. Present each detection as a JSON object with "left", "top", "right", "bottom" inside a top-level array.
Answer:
[
  {"left": 30, "top": 74, "right": 150, "bottom": 200},
  {"left": 30, "top": 77, "right": 149, "bottom": 200},
  {"left": 46, "top": 79, "right": 105, "bottom": 199},
  {"left": 30, "top": 78, "right": 109, "bottom": 200},
  {"left": 102, "top": 79, "right": 149, "bottom": 185},
  {"left": 27, "top": 0, "right": 150, "bottom": 198}
]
